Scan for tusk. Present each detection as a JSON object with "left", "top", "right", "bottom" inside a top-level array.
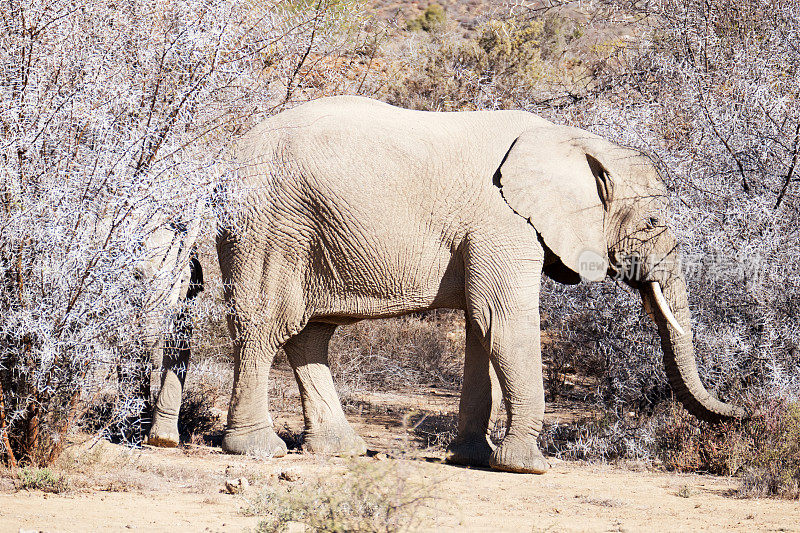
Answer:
[{"left": 650, "top": 282, "right": 686, "bottom": 336}]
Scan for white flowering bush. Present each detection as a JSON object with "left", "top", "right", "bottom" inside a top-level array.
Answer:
[{"left": 0, "top": 0, "right": 368, "bottom": 467}]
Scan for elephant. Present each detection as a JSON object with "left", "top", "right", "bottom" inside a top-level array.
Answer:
[
  {"left": 215, "top": 95, "right": 743, "bottom": 474},
  {"left": 133, "top": 213, "right": 204, "bottom": 447}
]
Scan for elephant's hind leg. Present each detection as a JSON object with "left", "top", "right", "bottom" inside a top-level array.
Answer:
[
  {"left": 146, "top": 324, "right": 190, "bottom": 447},
  {"left": 218, "top": 237, "right": 291, "bottom": 457},
  {"left": 222, "top": 334, "right": 288, "bottom": 457},
  {"left": 284, "top": 322, "right": 367, "bottom": 456}
]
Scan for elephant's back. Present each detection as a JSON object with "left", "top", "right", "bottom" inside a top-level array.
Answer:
[
  {"left": 248, "top": 97, "right": 539, "bottom": 190},
  {"left": 233, "top": 96, "right": 548, "bottom": 246}
]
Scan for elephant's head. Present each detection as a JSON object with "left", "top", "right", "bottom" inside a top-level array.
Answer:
[{"left": 497, "top": 125, "right": 744, "bottom": 422}]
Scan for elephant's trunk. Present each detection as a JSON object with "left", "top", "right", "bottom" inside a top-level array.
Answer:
[{"left": 639, "top": 275, "right": 744, "bottom": 423}]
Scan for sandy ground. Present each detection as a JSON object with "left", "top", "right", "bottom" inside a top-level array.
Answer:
[
  {"left": 3, "top": 449, "right": 799, "bottom": 532},
  {"left": 2, "top": 368, "right": 798, "bottom": 532}
]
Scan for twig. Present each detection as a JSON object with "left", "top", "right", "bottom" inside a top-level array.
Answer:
[
  {"left": 0, "top": 381, "right": 18, "bottom": 469},
  {"left": 774, "top": 123, "right": 800, "bottom": 209}
]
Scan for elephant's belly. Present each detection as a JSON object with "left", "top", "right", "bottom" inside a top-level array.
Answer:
[{"left": 305, "top": 242, "right": 466, "bottom": 322}]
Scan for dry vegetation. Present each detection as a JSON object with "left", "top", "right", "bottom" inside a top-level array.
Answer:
[
  {"left": 244, "top": 459, "right": 437, "bottom": 532},
  {"left": 2, "top": 1, "right": 800, "bottom": 529}
]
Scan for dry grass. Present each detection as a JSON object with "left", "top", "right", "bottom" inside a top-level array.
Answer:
[
  {"left": 37, "top": 436, "right": 226, "bottom": 494},
  {"left": 328, "top": 310, "right": 465, "bottom": 394},
  {"left": 243, "top": 458, "right": 438, "bottom": 532}
]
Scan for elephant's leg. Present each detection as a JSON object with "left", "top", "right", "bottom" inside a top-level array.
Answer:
[
  {"left": 146, "top": 330, "right": 190, "bottom": 447},
  {"left": 485, "top": 312, "right": 548, "bottom": 474},
  {"left": 465, "top": 235, "right": 549, "bottom": 474},
  {"left": 218, "top": 233, "right": 292, "bottom": 457},
  {"left": 221, "top": 333, "right": 287, "bottom": 456},
  {"left": 146, "top": 306, "right": 193, "bottom": 447},
  {"left": 283, "top": 322, "right": 366, "bottom": 456},
  {"left": 445, "top": 319, "right": 501, "bottom": 467}
]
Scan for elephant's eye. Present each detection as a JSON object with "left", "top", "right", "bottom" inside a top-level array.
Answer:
[{"left": 645, "top": 216, "right": 659, "bottom": 229}]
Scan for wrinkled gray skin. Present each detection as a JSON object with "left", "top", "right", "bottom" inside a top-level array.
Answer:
[
  {"left": 217, "top": 96, "right": 743, "bottom": 473},
  {"left": 136, "top": 219, "right": 204, "bottom": 447}
]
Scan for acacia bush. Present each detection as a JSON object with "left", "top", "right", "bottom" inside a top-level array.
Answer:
[
  {"left": 0, "top": 0, "right": 371, "bottom": 467},
  {"left": 536, "top": 0, "right": 800, "bottom": 419}
]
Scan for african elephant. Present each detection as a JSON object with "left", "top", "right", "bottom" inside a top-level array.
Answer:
[
  {"left": 216, "top": 95, "right": 743, "bottom": 473},
  {"left": 134, "top": 215, "right": 204, "bottom": 447}
]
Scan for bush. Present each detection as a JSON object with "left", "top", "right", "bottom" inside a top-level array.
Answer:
[
  {"left": 384, "top": 15, "right": 559, "bottom": 112},
  {"left": 652, "top": 402, "right": 745, "bottom": 475},
  {"left": 0, "top": 0, "right": 371, "bottom": 467},
  {"left": 738, "top": 400, "right": 800, "bottom": 499},
  {"left": 542, "top": 397, "right": 800, "bottom": 499},
  {"left": 653, "top": 398, "right": 800, "bottom": 499},
  {"left": 406, "top": 4, "right": 446, "bottom": 33},
  {"left": 245, "top": 459, "right": 435, "bottom": 532},
  {"left": 567, "top": 0, "right": 800, "bottom": 409},
  {"left": 328, "top": 311, "right": 464, "bottom": 393},
  {"left": 17, "top": 467, "right": 69, "bottom": 493}
]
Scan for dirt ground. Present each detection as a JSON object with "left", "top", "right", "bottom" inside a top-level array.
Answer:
[
  {"left": 8, "top": 453, "right": 799, "bottom": 533},
  {"left": 2, "top": 367, "right": 799, "bottom": 532}
]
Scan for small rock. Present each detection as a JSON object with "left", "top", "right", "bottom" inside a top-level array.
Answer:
[
  {"left": 278, "top": 469, "right": 301, "bottom": 482},
  {"left": 224, "top": 477, "right": 249, "bottom": 494},
  {"left": 374, "top": 453, "right": 389, "bottom": 461}
]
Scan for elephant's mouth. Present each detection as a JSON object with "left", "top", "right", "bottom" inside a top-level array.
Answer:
[{"left": 607, "top": 252, "right": 647, "bottom": 287}]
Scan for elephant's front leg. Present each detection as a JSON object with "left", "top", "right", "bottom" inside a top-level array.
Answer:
[
  {"left": 486, "top": 311, "right": 548, "bottom": 473},
  {"left": 283, "top": 322, "right": 367, "bottom": 456},
  {"left": 445, "top": 319, "right": 503, "bottom": 467},
  {"left": 464, "top": 234, "right": 549, "bottom": 474}
]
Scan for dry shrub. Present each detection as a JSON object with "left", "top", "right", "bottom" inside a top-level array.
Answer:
[
  {"left": 406, "top": 411, "right": 458, "bottom": 451},
  {"left": 16, "top": 467, "right": 69, "bottom": 493},
  {"left": 653, "top": 398, "right": 800, "bottom": 499},
  {"left": 383, "top": 14, "right": 573, "bottom": 112},
  {"left": 244, "top": 459, "right": 436, "bottom": 532},
  {"left": 541, "top": 412, "right": 654, "bottom": 463},
  {"left": 406, "top": 4, "right": 446, "bottom": 33},
  {"left": 541, "top": 396, "right": 800, "bottom": 499},
  {"left": 178, "top": 387, "right": 221, "bottom": 443},
  {"left": 328, "top": 310, "right": 464, "bottom": 392},
  {"left": 737, "top": 400, "right": 800, "bottom": 499},
  {"left": 652, "top": 401, "right": 747, "bottom": 476}
]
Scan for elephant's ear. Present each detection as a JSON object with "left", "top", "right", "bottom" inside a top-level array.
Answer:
[{"left": 498, "top": 127, "right": 611, "bottom": 281}]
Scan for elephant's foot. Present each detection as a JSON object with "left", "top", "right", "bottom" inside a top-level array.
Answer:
[
  {"left": 222, "top": 427, "right": 287, "bottom": 457},
  {"left": 444, "top": 436, "right": 494, "bottom": 467},
  {"left": 145, "top": 416, "right": 180, "bottom": 448},
  {"left": 489, "top": 437, "right": 550, "bottom": 474},
  {"left": 303, "top": 423, "right": 367, "bottom": 456}
]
